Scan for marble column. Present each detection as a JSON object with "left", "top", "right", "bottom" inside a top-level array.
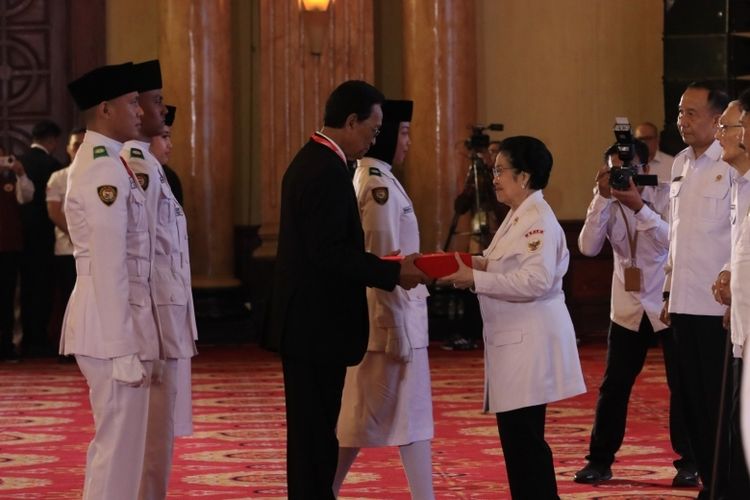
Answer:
[
  {"left": 402, "top": 0, "right": 477, "bottom": 252},
  {"left": 255, "top": 0, "right": 375, "bottom": 257},
  {"left": 159, "top": 0, "right": 238, "bottom": 287}
]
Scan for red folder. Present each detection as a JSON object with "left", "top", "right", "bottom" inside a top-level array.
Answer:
[{"left": 382, "top": 252, "right": 473, "bottom": 279}]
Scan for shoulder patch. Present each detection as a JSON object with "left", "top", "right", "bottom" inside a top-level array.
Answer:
[
  {"left": 97, "top": 185, "right": 118, "bottom": 206},
  {"left": 135, "top": 173, "right": 149, "bottom": 190},
  {"left": 93, "top": 146, "right": 108, "bottom": 159},
  {"left": 130, "top": 147, "right": 144, "bottom": 159},
  {"left": 371, "top": 187, "right": 389, "bottom": 205},
  {"left": 369, "top": 167, "right": 382, "bottom": 177}
]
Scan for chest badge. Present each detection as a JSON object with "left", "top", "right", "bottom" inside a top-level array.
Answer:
[
  {"left": 135, "top": 173, "right": 149, "bottom": 190},
  {"left": 97, "top": 185, "right": 118, "bottom": 206},
  {"left": 372, "top": 187, "right": 389, "bottom": 205},
  {"left": 527, "top": 239, "right": 542, "bottom": 252}
]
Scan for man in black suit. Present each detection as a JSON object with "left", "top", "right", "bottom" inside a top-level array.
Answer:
[
  {"left": 18, "top": 119, "right": 62, "bottom": 357},
  {"left": 271, "top": 80, "right": 425, "bottom": 499}
]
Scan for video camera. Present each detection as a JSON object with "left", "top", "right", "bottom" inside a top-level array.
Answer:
[
  {"left": 465, "top": 123, "right": 504, "bottom": 151},
  {"left": 609, "top": 117, "right": 657, "bottom": 190}
]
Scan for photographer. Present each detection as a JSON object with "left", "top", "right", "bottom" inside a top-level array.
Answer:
[
  {"left": 0, "top": 152, "right": 33, "bottom": 361},
  {"left": 574, "top": 139, "right": 697, "bottom": 486}
]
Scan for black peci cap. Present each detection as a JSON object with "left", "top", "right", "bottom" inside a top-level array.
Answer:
[
  {"left": 132, "top": 59, "right": 162, "bottom": 93},
  {"left": 165, "top": 105, "right": 176, "bottom": 127},
  {"left": 382, "top": 100, "right": 413, "bottom": 124},
  {"left": 365, "top": 99, "right": 414, "bottom": 165},
  {"left": 67, "top": 62, "right": 136, "bottom": 111}
]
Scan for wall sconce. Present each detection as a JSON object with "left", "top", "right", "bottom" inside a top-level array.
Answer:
[{"left": 300, "top": 0, "right": 332, "bottom": 56}]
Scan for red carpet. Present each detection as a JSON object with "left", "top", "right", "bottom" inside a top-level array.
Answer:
[{"left": 0, "top": 343, "right": 699, "bottom": 499}]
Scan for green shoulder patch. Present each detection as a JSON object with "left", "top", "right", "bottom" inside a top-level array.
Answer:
[
  {"left": 93, "top": 146, "right": 108, "bottom": 159},
  {"left": 130, "top": 147, "right": 144, "bottom": 159},
  {"left": 368, "top": 167, "right": 382, "bottom": 177}
]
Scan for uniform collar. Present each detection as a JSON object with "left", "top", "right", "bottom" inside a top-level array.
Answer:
[
  {"left": 686, "top": 140, "right": 722, "bottom": 162},
  {"left": 358, "top": 157, "right": 393, "bottom": 174},
  {"left": 84, "top": 130, "right": 124, "bottom": 156},
  {"left": 30, "top": 143, "right": 49, "bottom": 154}
]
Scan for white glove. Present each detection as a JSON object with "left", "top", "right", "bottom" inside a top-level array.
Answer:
[
  {"left": 385, "top": 328, "right": 413, "bottom": 363},
  {"left": 112, "top": 354, "right": 147, "bottom": 387}
]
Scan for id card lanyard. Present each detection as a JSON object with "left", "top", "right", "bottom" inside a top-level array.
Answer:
[{"left": 617, "top": 202, "right": 641, "bottom": 292}]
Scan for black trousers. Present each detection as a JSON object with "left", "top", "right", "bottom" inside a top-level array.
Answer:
[
  {"left": 282, "top": 356, "right": 346, "bottom": 500},
  {"left": 497, "top": 404, "right": 559, "bottom": 500},
  {"left": 586, "top": 316, "right": 694, "bottom": 471},
  {"left": 0, "top": 251, "right": 19, "bottom": 355},
  {"left": 19, "top": 250, "right": 53, "bottom": 356},
  {"left": 670, "top": 313, "right": 731, "bottom": 499}
]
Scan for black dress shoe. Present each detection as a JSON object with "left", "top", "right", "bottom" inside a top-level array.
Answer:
[
  {"left": 672, "top": 468, "right": 699, "bottom": 487},
  {"left": 573, "top": 462, "right": 612, "bottom": 484}
]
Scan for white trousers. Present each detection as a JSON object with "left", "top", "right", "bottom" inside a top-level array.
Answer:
[{"left": 76, "top": 356, "right": 178, "bottom": 500}]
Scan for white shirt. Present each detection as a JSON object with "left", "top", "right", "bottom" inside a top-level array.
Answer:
[
  {"left": 46, "top": 167, "right": 74, "bottom": 256},
  {"left": 665, "top": 140, "right": 733, "bottom": 316},
  {"left": 578, "top": 183, "right": 670, "bottom": 332},
  {"left": 729, "top": 171, "right": 750, "bottom": 356},
  {"left": 650, "top": 150, "right": 675, "bottom": 184}
]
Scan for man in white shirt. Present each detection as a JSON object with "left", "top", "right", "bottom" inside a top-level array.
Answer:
[
  {"left": 660, "top": 82, "right": 733, "bottom": 499},
  {"left": 46, "top": 127, "right": 85, "bottom": 354},
  {"left": 635, "top": 122, "right": 675, "bottom": 184},
  {"left": 710, "top": 99, "right": 750, "bottom": 496},
  {"left": 574, "top": 140, "right": 695, "bottom": 486}
]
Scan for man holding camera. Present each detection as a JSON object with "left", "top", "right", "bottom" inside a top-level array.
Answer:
[
  {"left": 0, "top": 154, "right": 33, "bottom": 361},
  {"left": 575, "top": 139, "right": 696, "bottom": 486},
  {"left": 660, "top": 82, "right": 733, "bottom": 499}
]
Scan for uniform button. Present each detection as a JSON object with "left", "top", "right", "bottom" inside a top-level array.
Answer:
[{"left": 170, "top": 295, "right": 175, "bottom": 301}]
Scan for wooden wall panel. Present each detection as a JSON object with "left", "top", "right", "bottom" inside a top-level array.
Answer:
[{"left": 256, "top": 0, "right": 374, "bottom": 257}]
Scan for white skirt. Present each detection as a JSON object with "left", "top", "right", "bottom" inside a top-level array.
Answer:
[{"left": 337, "top": 347, "right": 433, "bottom": 447}]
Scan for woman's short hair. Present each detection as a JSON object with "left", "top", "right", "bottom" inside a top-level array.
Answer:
[{"left": 498, "top": 136, "right": 553, "bottom": 190}]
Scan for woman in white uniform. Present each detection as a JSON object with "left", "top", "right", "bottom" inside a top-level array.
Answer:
[
  {"left": 334, "top": 100, "right": 434, "bottom": 499},
  {"left": 440, "top": 136, "right": 585, "bottom": 499}
]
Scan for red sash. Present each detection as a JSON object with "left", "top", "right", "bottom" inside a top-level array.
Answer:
[
  {"left": 119, "top": 157, "right": 138, "bottom": 184},
  {"left": 311, "top": 132, "right": 346, "bottom": 164}
]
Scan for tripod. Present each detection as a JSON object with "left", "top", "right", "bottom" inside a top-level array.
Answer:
[{"left": 443, "top": 151, "right": 494, "bottom": 252}]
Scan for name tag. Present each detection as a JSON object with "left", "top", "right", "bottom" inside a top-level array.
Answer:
[{"left": 403, "top": 206, "right": 414, "bottom": 214}]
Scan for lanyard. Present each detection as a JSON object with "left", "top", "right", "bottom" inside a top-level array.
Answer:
[
  {"left": 616, "top": 202, "right": 639, "bottom": 267},
  {"left": 311, "top": 132, "right": 346, "bottom": 165},
  {"left": 119, "top": 157, "right": 138, "bottom": 185}
]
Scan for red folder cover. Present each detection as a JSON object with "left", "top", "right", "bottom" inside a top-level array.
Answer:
[{"left": 382, "top": 252, "right": 473, "bottom": 279}]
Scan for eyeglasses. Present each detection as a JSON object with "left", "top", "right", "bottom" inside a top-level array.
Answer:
[
  {"left": 372, "top": 126, "right": 380, "bottom": 137},
  {"left": 492, "top": 166, "right": 514, "bottom": 177},
  {"left": 718, "top": 124, "right": 743, "bottom": 134}
]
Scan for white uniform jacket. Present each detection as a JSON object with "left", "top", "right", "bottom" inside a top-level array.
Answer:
[
  {"left": 61, "top": 131, "right": 159, "bottom": 359},
  {"left": 353, "top": 158, "right": 429, "bottom": 350},
  {"left": 578, "top": 184, "right": 670, "bottom": 332},
  {"left": 121, "top": 141, "right": 198, "bottom": 359},
  {"left": 664, "top": 141, "right": 733, "bottom": 316},
  {"left": 473, "top": 190, "right": 585, "bottom": 414}
]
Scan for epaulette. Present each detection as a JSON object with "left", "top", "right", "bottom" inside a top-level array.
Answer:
[
  {"left": 93, "top": 146, "right": 108, "bottom": 159},
  {"left": 369, "top": 167, "right": 382, "bottom": 177},
  {"left": 129, "top": 148, "right": 144, "bottom": 159}
]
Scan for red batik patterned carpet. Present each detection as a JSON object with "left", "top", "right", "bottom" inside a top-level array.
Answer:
[{"left": 0, "top": 342, "right": 700, "bottom": 499}]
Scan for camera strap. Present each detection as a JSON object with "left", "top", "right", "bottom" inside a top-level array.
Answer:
[{"left": 616, "top": 202, "right": 641, "bottom": 292}]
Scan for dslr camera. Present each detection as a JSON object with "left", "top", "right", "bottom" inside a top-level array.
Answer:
[
  {"left": 609, "top": 117, "right": 657, "bottom": 190},
  {"left": 465, "top": 123, "right": 504, "bottom": 151}
]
